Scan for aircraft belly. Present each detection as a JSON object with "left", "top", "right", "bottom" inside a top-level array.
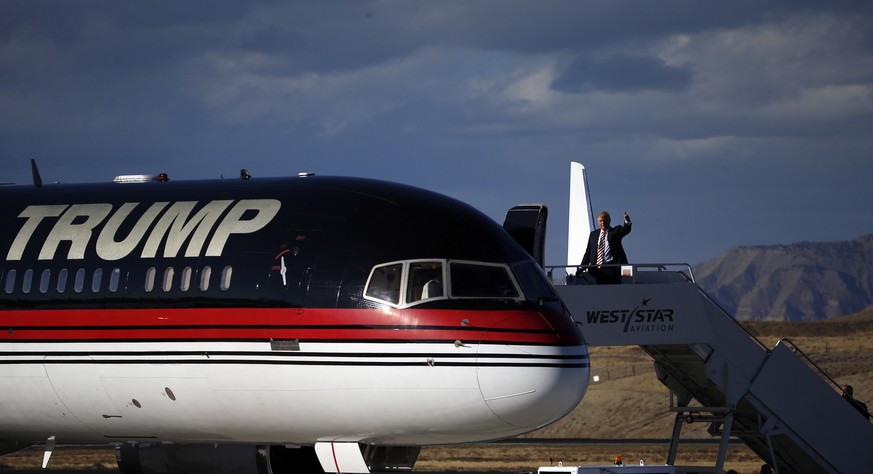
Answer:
[
  {"left": 207, "top": 366, "right": 492, "bottom": 444},
  {"left": 0, "top": 341, "right": 540, "bottom": 445},
  {"left": 0, "top": 363, "right": 83, "bottom": 440}
]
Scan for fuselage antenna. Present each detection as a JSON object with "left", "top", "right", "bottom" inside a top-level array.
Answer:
[{"left": 31, "top": 158, "right": 43, "bottom": 188}]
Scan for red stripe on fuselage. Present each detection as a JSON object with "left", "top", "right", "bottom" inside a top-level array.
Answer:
[{"left": 0, "top": 307, "right": 581, "bottom": 345}]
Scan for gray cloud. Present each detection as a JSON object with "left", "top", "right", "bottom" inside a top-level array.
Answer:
[
  {"left": 1, "top": 1, "right": 872, "bottom": 266},
  {"left": 551, "top": 54, "right": 692, "bottom": 93}
]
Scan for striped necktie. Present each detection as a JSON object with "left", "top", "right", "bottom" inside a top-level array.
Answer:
[{"left": 596, "top": 230, "right": 605, "bottom": 265}]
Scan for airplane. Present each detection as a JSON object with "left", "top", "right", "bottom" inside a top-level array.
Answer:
[{"left": 0, "top": 167, "right": 590, "bottom": 473}]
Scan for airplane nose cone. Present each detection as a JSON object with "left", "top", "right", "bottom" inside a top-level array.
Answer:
[{"left": 476, "top": 313, "right": 589, "bottom": 429}]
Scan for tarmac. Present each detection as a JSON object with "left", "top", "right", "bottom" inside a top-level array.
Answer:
[{"left": 1, "top": 471, "right": 522, "bottom": 474}]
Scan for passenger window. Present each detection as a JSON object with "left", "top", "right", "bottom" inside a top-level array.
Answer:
[
  {"left": 406, "top": 261, "right": 444, "bottom": 303},
  {"left": 200, "top": 266, "right": 212, "bottom": 291},
  {"left": 74, "top": 268, "right": 85, "bottom": 293},
  {"left": 180, "top": 266, "right": 192, "bottom": 291},
  {"left": 365, "top": 263, "right": 403, "bottom": 305},
  {"left": 39, "top": 269, "right": 51, "bottom": 294},
  {"left": 109, "top": 268, "right": 121, "bottom": 293},
  {"left": 4, "top": 269, "right": 16, "bottom": 294},
  {"left": 163, "top": 267, "right": 174, "bottom": 292},
  {"left": 57, "top": 268, "right": 68, "bottom": 293},
  {"left": 145, "top": 267, "right": 156, "bottom": 292},
  {"left": 450, "top": 262, "right": 518, "bottom": 298},
  {"left": 22, "top": 269, "right": 33, "bottom": 294},
  {"left": 92, "top": 268, "right": 103, "bottom": 293},
  {"left": 220, "top": 266, "right": 232, "bottom": 291}
]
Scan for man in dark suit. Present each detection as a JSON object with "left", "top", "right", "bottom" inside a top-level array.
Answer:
[
  {"left": 841, "top": 384, "right": 871, "bottom": 420},
  {"left": 577, "top": 210, "right": 632, "bottom": 284}
]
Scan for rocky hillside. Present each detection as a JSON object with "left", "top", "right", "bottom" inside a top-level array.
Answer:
[{"left": 692, "top": 234, "right": 873, "bottom": 321}]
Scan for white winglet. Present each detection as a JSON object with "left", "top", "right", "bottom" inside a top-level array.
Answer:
[{"left": 566, "top": 162, "right": 594, "bottom": 266}]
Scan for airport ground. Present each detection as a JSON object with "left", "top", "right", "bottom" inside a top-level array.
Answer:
[
  {"left": 418, "top": 441, "right": 767, "bottom": 473},
  {"left": 0, "top": 441, "right": 765, "bottom": 473}
]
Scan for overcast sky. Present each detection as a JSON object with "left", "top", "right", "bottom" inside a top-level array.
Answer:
[{"left": 2, "top": 1, "right": 872, "bottom": 268}]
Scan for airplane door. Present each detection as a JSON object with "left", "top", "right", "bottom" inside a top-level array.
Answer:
[
  {"left": 502, "top": 204, "right": 548, "bottom": 268},
  {"left": 266, "top": 235, "right": 318, "bottom": 308}
]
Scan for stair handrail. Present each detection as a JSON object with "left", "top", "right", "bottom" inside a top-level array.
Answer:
[
  {"left": 545, "top": 262, "right": 696, "bottom": 284},
  {"left": 778, "top": 337, "right": 872, "bottom": 420},
  {"left": 775, "top": 337, "right": 866, "bottom": 419},
  {"left": 693, "top": 283, "right": 770, "bottom": 351}
]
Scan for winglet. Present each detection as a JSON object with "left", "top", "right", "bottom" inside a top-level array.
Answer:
[
  {"left": 31, "top": 159, "right": 43, "bottom": 188},
  {"left": 566, "top": 162, "right": 594, "bottom": 266}
]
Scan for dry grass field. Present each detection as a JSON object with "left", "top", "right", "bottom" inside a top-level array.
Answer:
[
  {"left": 416, "top": 442, "right": 766, "bottom": 473},
  {"left": 0, "top": 446, "right": 117, "bottom": 471},
  {"left": 2, "top": 310, "right": 872, "bottom": 473}
]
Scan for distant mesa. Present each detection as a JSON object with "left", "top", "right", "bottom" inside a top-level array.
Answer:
[{"left": 693, "top": 234, "right": 873, "bottom": 321}]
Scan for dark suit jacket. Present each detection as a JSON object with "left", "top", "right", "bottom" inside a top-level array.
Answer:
[{"left": 581, "top": 222, "right": 632, "bottom": 266}]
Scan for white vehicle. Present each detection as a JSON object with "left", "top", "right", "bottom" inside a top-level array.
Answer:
[{"left": 538, "top": 462, "right": 675, "bottom": 474}]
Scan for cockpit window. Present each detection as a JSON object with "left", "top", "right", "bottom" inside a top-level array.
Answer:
[
  {"left": 364, "top": 259, "right": 522, "bottom": 308},
  {"left": 450, "top": 261, "right": 518, "bottom": 299},
  {"left": 364, "top": 262, "right": 403, "bottom": 305},
  {"left": 406, "top": 261, "right": 444, "bottom": 304},
  {"left": 512, "top": 261, "right": 559, "bottom": 301}
]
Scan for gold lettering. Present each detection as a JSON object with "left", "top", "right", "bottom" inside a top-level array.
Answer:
[
  {"left": 40, "top": 204, "right": 112, "bottom": 260},
  {"left": 7, "top": 198, "right": 280, "bottom": 262},
  {"left": 206, "top": 199, "right": 281, "bottom": 256},
  {"left": 142, "top": 200, "right": 233, "bottom": 258},
  {"left": 5, "top": 205, "right": 69, "bottom": 261},
  {"left": 96, "top": 202, "right": 169, "bottom": 260}
]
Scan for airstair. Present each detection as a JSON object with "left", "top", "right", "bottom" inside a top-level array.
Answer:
[{"left": 549, "top": 264, "right": 873, "bottom": 474}]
